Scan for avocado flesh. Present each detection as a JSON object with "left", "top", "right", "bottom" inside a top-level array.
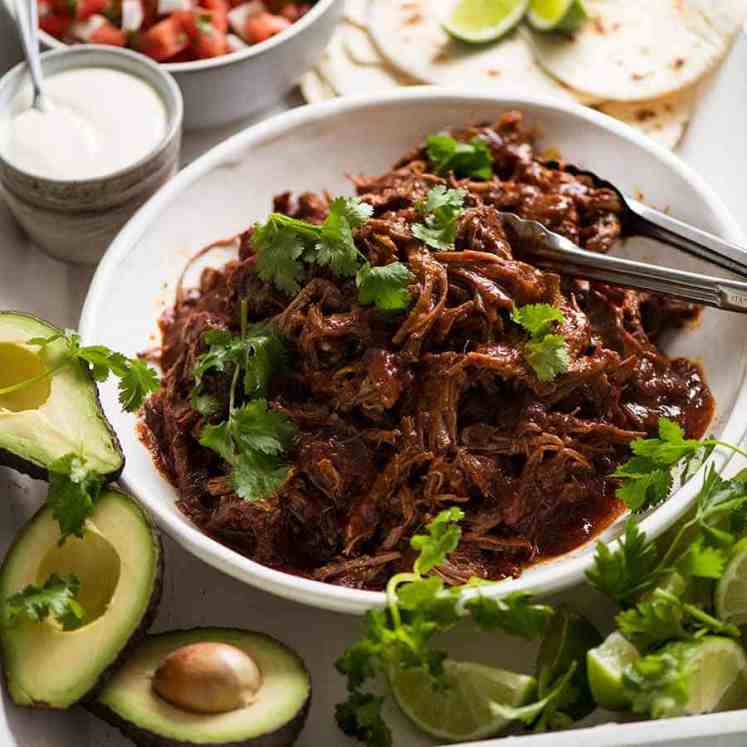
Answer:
[
  {"left": 0, "top": 312, "right": 123, "bottom": 479},
  {"left": 0, "top": 490, "right": 162, "bottom": 708},
  {"left": 94, "top": 628, "right": 311, "bottom": 747}
]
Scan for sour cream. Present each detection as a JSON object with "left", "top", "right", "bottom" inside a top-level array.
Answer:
[{"left": 0, "top": 67, "right": 167, "bottom": 181}]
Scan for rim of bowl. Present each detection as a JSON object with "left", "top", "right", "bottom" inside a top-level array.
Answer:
[
  {"left": 5, "top": 0, "right": 338, "bottom": 73},
  {"left": 79, "top": 88, "right": 747, "bottom": 615},
  {"left": 0, "top": 45, "right": 183, "bottom": 187}
]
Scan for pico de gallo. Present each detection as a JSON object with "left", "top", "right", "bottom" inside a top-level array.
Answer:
[{"left": 37, "top": 0, "right": 314, "bottom": 62}]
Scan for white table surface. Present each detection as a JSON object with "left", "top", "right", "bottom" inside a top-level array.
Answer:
[{"left": 1, "top": 11, "right": 747, "bottom": 747}]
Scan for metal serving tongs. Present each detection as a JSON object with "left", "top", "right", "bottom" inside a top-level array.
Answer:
[
  {"left": 547, "top": 162, "right": 747, "bottom": 279},
  {"left": 500, "top": 213, "right": 747, "bottom": 314},
  {"left": 499, "top": 162, "right": 747, "bottom": 314}
]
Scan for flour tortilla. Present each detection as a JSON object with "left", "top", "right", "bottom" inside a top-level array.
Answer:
[
  {"left": 343, "top": 22, "right": 383, "bottom": 66},
  {"left": 299, "top": 68, "right": 336, "bottom": 104},
  {"left": 317, "top": 22, "right": 415, "bottom": 96},
  {"left": 367, "top": 0, "right": 597, "bottom": 104},
  {"left": 528, "top": 0, "right": 747, "bottom": 102},
  {"left": 344, "top": 0, "right": 368, "bottom": 28},
  {"left": 597, "top": 87, "right": 698, "bottom": 149}
]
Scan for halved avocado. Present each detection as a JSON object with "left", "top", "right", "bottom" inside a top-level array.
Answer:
[
  {"left": 0, "top": 311, "right": 123, "bottom": 479},
  {"left": 0, "top": 490, "right": 162, "bottom": 708},
  {"left": 92, "top": 628, "right": 311, "bottom": 747}
]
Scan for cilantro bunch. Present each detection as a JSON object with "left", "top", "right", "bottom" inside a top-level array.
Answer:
[
  {"left": 253, "top": 196, "right": 413, "bottom": 312},
  {"left": 335, "top": 508, "right": 592, "bottom": 747},
  {"left": 192, "top": 300, "right": 297, "bottom": 503},
  {"left": 0, "top": 329, "right": 160, "bottom": 413},
  {"left": 512, "top": 303, "right": 570, "bottom": 382}
]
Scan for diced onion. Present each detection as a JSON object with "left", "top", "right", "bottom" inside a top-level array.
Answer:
[
  {"left": 121, "top": 0, "right": 144, "bottom": 32},
  {"left": 157, "top": 0, "right": 191, "bottom": 15},
  {"left": 227, "top": 1, "right": 264, "bottom": 40},
  {"left": 227, "top": 33, "right": 248, "bottom": 52},
  {"left": 71, "top": 14, "right": 108, "bottom": 40}
]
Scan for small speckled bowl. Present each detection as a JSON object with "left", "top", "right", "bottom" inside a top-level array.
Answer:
[{"left": 0, "top": 45, "right": 183, "bottom": 264}]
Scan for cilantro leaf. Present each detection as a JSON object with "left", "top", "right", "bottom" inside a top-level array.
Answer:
[
  {"left": 512, "top": 304, "right": 564, "bottom": 339},
  {"left": 425, "top": 134, "right": 493, "bottom": 180},
  {"left": 46, "top": 453, "right": 104, "bottom": 543},
  {"left": 27, "top": 330, "right": 159, "bottom": 412},
  {"left": 586, "top": 519, "right": 659, "bottom": 605},
  {"left": 118, "top": 358, "right": 160, "bottom": 412},
  {"left": 4, "top": 573, "right": 84, "bottom": 631},
  {"left": 411, "top": 186, "right": 465, "bottom": 251},
  {"left": 524, "top": 335, "right": 570, "bottom": 383},
  {"left": 512, "top": 304, "right": 569, "bottom": 382},
  {"left": 253, "top": 217, "right": 309, "bottom": 294},
  {"left": 198, "top": 400, "right": 296, "bottom": 503},
  {"left": 411, "top": 507, "right": 464, "bottom": 574},
  {"left": 356, "top": 262, "right": 413, "bottom": 312},
  {"left": 335, "top": 691, "right": 392, "bottom": 747},
  {"left": 466, "top": 591, "right": 554, "bottom": 640},
  {"left": 254, "top": 197, "right": 372, "bottom": 292}
]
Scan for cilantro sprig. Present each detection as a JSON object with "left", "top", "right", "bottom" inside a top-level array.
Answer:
[
  {"left": 612, "top": 418, "right": 747, "bottom": 513},
  {"left": 425, "top": 134, "right": 493, "bottom": 180},
  {"left": 194, "top": 300, "right": 297, "bottom": 503},
  {"left": 335, "top": 509, "right": 577, "bottom": 747},
  {"left": 512, "top": 303, "right": 569, "bottom": 382},
  {"left": 253, "top": 196, "right": 413, "bottom": 312},
  {"left": 0, "top": 329, "right": 159, "bottom": 413},
  {"left": 3, "top": 573, "right": 84, "bottom": 631},
  {"left": 411, "top": 186, "right": 466, "bottom": 251}
]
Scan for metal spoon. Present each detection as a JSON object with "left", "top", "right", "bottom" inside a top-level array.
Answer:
[{"left": 13, "top": 0, "right": 50, "bottom": 112}]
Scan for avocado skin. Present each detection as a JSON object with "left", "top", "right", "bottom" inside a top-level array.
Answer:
[
  {"left": 0, "top": 310, "right": 125, "bottom": 482},
  {"left": 0, "top": 492, "right": 162, "bottom": 708},
  {"left": 89, "top": 692, "right": 310, "bottom": 747}
]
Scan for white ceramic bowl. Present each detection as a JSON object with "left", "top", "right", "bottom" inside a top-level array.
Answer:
[
  {"left": 2, "top": 0, "right": 342, "bottom": 130},
  {"left": 80, "top": 89, "right": 747, "bottom": 615}
]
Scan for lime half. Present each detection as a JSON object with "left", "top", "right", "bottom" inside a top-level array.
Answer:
[
  {"left": 715, "top": 537, "right": 747, "bottom": 627},
  {"left": 441, "top": 0, "right": 530, "bottom": 44},
  {"left": 527, "top": 0, "right": 588, "bottom": 33},
  {"left": 390, "top": 660, "right": 536, "bottom": 742},
  {"left": 587, "top": 632, "right": 640, "bottom": 711}
]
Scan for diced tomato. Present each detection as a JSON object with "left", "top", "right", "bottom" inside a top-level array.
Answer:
[
  {"left": 202, "top": 0, "right": 228, "bottom": 31},
  {"left": 192, "top": 27, "right": 228, "bottom": 57},
  {"left": 89, "top": 20, "right": 126, "bottom": 44},
  {"left": 177, "top": 7, "right": 218, "bottom": 37},
  {"left": 138, "top": 15, "right": 189, "bottom": 60},
  {"left": 140, "top": 0, "right": 159, "bottom": 28},
  {"left": 39, "top": 9, "right": 73, "bottom": 36},
  {"left": 51, "top": 0, "right": 109, "bottom": 21},
  {"left": 243, "top": 11, "right": 288, "bottom": 44}
]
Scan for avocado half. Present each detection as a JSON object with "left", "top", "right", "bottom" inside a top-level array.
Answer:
[
  {"left": 0, "top": 490, "right": 162, "bottom": 708},
  {"left": 0, "top": 311, "right": 123, "bottom": 480},
  {"left": 92, "top": 628, "right": 312, "bottom": 747}
]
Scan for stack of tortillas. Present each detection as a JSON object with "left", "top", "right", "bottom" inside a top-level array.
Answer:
[{"left": 301, "top": 0, "right": 747, "bottom": 149}]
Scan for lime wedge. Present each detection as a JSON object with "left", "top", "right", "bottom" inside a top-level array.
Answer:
[
  {"left": 715, "top": 537, "right": 747, "bottom": 627},
  {"left": 441, "top": 0, "right": 530, "bottom": 44},
  {"left": 527, "top": 0, "right": 588, "bottom": 33},
  {"left": 587, "top": 632, "right": 640, "bottom": 711},
  {"left": 390, "top": 660, "right": 536, "bottom": 741}
]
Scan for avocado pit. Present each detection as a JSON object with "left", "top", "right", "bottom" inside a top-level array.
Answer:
[{"left": 153, "top": 642, "right": 263, "bottom": 714}]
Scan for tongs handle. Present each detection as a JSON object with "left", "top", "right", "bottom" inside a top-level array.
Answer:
[
  {"left": 500, "top": 212, "right": 747, "bottom": 315},
  {"left": 626, "top": 199, "right": 747, "bottom": 279}
]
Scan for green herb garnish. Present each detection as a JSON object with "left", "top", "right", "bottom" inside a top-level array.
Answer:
[
  {"left": 4, "top": 573, "right": 84, "bottom": 631},
  {"left": 411, "top": 186, "right": 466, "bottom": 251},
  {"left": 512, "top": 303, "right": 569, "bottom": 382},
  {"left": 0, "top": 329, "right": 160, "bottom": 413},
  {"left": 426, "top": 134, "right": 493, "bottom": 180}
]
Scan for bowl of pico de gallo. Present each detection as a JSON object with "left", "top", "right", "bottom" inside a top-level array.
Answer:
[{"left": 2, "top": 0, "right": 341, "bottom": 128}]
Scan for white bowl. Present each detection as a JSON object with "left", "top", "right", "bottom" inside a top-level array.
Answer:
[
  {"left": 80, "top": 89, "right": 747, "bottom": 615},
  {"left": 2, "top": 0, "right": 342, "bottom": 130}
]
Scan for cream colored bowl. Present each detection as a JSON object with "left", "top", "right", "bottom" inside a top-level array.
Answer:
[
  {"left": 80, "top": 90, "right": 747, "bottom": 615},
  {"left": 0, "top": 46, "right": 182, "bottom": 264}
]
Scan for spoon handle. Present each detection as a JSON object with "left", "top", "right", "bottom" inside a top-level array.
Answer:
[{"left": 14, "top": 0, "right": 48, "bottom": 111}]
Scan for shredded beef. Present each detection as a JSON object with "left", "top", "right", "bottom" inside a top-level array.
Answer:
[{"left": 140, "top": 112, "right": 714, "bottom": 590}]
